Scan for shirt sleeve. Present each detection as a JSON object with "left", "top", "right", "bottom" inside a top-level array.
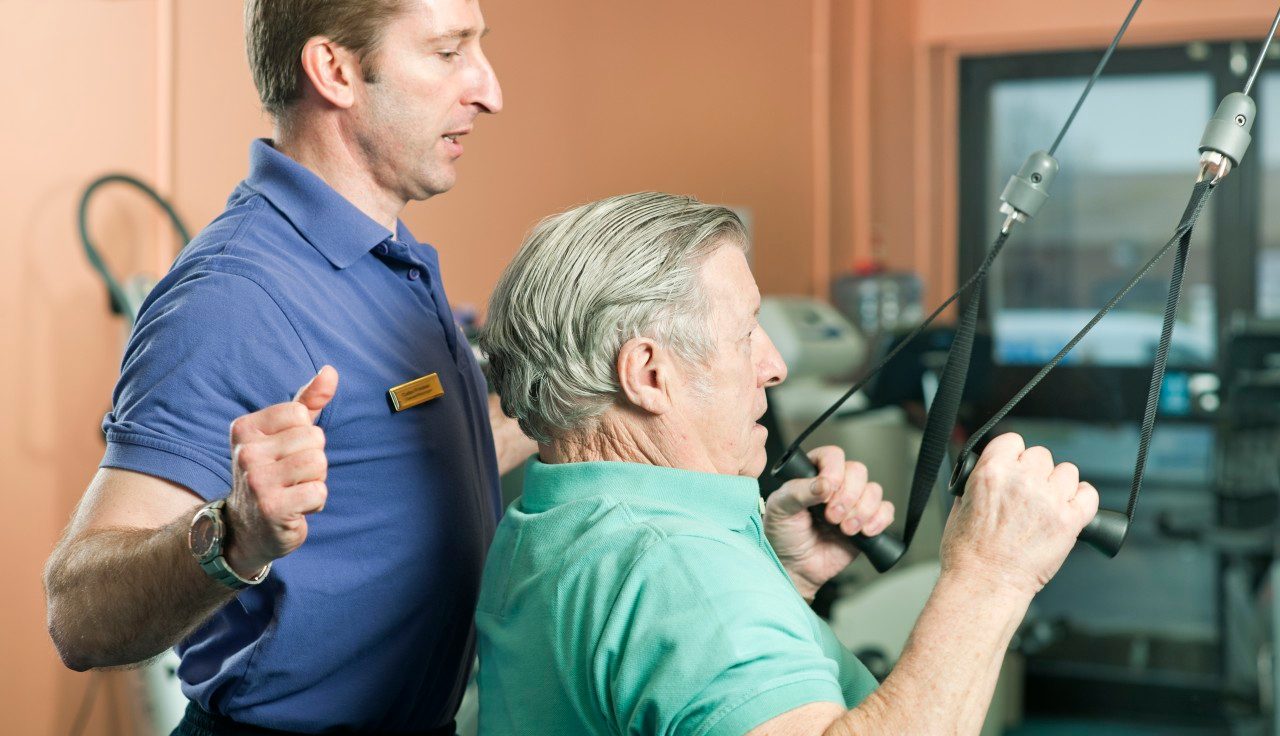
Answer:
[
  {"left": 595, "top": 533, "right": 849, "bottom": 736},
  {"left": 101, "top": 267, "right": 317, "bottom": 499},
  {"left": 812, "top": 608, "right": 881, "bottom": 707}
]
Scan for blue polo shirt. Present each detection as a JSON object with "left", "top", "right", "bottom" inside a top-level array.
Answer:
[{"left": 102, "top": 139, "right": 501, "bottom": 732}]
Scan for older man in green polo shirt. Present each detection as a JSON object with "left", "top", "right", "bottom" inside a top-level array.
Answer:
[{"left": 477, "top": 192, "right": 1099, "bottom": 735}]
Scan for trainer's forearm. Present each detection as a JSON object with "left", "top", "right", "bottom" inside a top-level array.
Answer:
[
  {"left": 44, "top": 506, "right": 236, "bottom": 671},
  {"left": 829, "top": 570, "right": 1032, "bottom": 735}
]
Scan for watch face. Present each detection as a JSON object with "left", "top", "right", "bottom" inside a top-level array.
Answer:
[{"left": 189, "top": 512, "right": 219, "bottom": 560}]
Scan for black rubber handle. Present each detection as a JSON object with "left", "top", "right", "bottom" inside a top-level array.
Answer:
[
  {"left": 772, "top": 451, "right": 906, "bottom": 573},
  {"left": 947, "top": 454, "right": 1129, "bottom": 558}
]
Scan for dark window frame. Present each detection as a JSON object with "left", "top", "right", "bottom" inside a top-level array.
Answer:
[{"left": 958, "top": 43, "right": 1264, "bottom": 422}]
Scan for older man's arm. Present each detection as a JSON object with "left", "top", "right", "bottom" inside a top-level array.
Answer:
[
  {"left": 750, "top": 569, "right": 1030, "bottom": 735},
  {"left": 751, "top": 433, "right": 1098, "bottom": 736}
]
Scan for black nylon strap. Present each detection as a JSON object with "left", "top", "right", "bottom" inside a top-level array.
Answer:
[
  {"left": 772, "top": 234, "right": 1009, "bottom": 471},
  {"left": 900, "top": 231, "right": 1007, "bottom": 545},
  {"left": 776, "top": 180, "right": 1213, "bottom": 562},
  {"left": 951, "top": 180, "right": 1215, "bottom": 526},
  {"left": 1125, "top": 226, "right": 1191, "bottom": 517},
  {"left": 774, "top": 178, "right": 1213, "bottom": 563}
]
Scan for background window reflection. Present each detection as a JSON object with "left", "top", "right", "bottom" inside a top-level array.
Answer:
[{"left": 985, "top": 74, "right": 1216, "bottom": 368}]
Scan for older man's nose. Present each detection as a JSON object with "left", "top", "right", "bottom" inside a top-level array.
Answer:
[{"left": 758, "top": 329, "right": 787, "bottom": 387}]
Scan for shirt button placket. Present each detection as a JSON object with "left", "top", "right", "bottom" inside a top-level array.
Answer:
[{"left": 408, "top": 267, "right": 420, "bottom": 281}]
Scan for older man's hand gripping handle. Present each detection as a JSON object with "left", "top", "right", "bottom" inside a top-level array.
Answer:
[
  {"left": 947, "top": 452, "right": 1130, "bottom": 558},
  {"left": 773, "top": 450, "right": 905, "bottom": 573}
]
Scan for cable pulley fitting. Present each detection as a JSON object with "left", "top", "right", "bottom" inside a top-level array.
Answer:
[
  {"left": 998, "top": 150, "right": 1060, "bottom": 233},
  {"left": 1198, "top": 92, "right": 1256, "bottom": 183}
]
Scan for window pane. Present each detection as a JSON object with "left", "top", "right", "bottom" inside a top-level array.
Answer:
[
  {"left": 986, "top": 73, "right": 1216, "bottom": 367},
  {"left": 1258, "top": 73, "right": 1280, "bottom": 316}
]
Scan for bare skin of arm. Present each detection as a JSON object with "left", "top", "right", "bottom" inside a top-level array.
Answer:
[
  {"left": 43, "top": 471, "right": 234, "bottom": 671},
  {"left": 748, "top": 433, "right": 1100, "bottom": 736},
  {"left": 44, "top": 368, "right": 338, "bottom": 671}
]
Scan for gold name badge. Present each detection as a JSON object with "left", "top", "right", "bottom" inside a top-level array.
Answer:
[{"left": 388, "top": 372, "right": 444, "bottom": 412}]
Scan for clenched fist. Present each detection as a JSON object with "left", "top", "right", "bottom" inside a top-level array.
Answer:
[
  {"left": 222, "top": 366, "right": 338, "bottom": 577},
  {"left": 942, "top": 433, "right": 1100, "bottom": 596}
]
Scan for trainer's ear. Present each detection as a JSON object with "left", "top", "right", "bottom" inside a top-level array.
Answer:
[
  {"left": 298, "top": 36, "right": 362, "bottom": 110},
  {"left": 616, "top": 338, "right": 675, "bottom": 416},
  {"left": 294, "top": 366, "right": 340, "bottom": 421}
]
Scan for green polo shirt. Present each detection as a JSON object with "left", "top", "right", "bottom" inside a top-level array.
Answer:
[{"left": 476, "top": 460, "right": 878, "bottom": 735}]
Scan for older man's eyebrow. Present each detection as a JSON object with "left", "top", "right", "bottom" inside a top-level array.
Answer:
[{"left": 428, "top": 26, "right": 491, "bottom": 43}]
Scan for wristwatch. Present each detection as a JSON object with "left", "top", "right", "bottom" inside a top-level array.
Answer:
[{"left": 188, "top": 499, "right": 271, "bottom": 590}]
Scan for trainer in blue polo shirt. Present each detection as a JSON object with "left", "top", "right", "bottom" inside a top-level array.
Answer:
[
  {"left": 43, "top": 4, "right": 518, "bottom": 733},
  {"left": 99, "top": 138, "right": 503, "bottom": 731}
]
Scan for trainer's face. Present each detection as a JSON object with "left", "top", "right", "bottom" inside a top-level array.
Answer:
[{"left": 354, "top": 0, "right": 503, "bottom": 200}]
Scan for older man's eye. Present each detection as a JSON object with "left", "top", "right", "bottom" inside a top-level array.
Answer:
[{"left": 437, "top": 50, "right": 461, "bottom": 62}]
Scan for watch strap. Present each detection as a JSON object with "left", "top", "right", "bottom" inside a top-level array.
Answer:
[
  {"left": 199, "top": 552, "right": 271, "bottom": 591},
  {"left": 194, "top": 499, "right": 271, "bottom": 591}
]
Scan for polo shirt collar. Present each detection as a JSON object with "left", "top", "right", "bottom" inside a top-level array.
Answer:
[
  {"left": 245, "top": 139, "right": 397, "bottom": 270},
  {"left": 521, "top": 459, "right": 762, "bottom": 531}
]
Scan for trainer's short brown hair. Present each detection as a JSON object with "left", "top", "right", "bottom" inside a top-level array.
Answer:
[{"left": 244, "top": 0, "right": 405, "bottom": 117}]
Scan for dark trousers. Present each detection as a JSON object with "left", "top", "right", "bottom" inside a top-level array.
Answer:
[{"left": 172, "top": 702, "right": 457, "bottom": 736}]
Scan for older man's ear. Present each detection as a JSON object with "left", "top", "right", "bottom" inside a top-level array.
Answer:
[{"left": 615, "top": 336, "right": 676, "bottom": 416}]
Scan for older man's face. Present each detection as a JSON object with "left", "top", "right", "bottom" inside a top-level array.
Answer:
[{"left": 680, "top": 245, "right": 787, "bottom": 477}]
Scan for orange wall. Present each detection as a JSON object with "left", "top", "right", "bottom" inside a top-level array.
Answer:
[
  {"left": 918, "top": 0, "right": 1280, "bottom": 50},
  {"left": 415, "top": 0, "right": 829, "bottom": 302},
  {"left": 7, "top": 1, "right": 1280, "bottom": 734},
  {"left": 4, "top": 3, "right": 160, "bottom": 733}
]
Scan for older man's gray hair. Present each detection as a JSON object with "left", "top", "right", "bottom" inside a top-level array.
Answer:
[{"left": 481, "top": 192, "right": 748, "bottom": 444}]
